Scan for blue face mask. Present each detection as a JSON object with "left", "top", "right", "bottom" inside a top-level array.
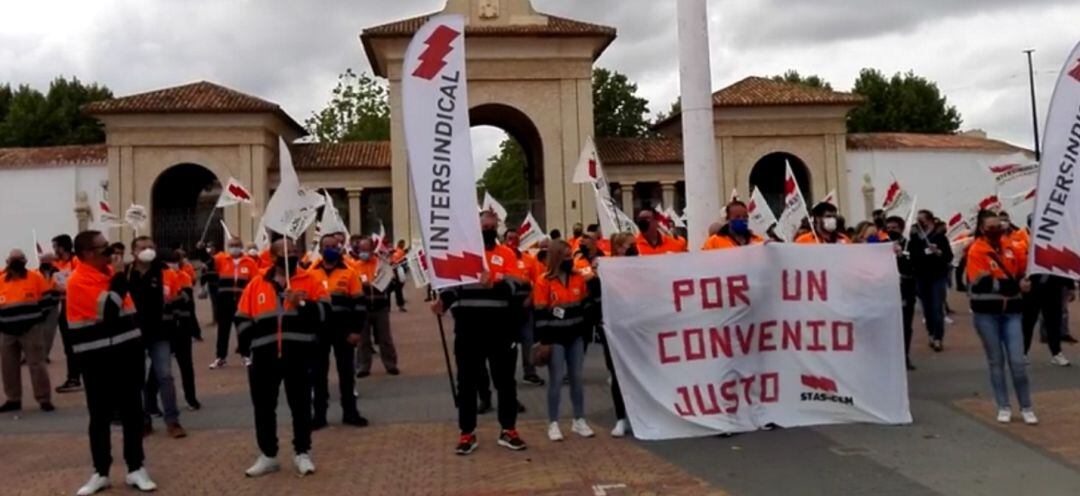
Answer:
[
  {"left": 866, "top": 236, "right": 881, "bottom": 244},
  {"left": 357, "top": 252, "right": 372, "bottom": 262},
  {"left": 322, "top": 247, "right": 342, "bottom": 264},
  {"left": 730, "top": 219, "right": 750, "bottom": 235}
]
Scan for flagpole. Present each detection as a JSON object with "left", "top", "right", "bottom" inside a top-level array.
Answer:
[
  {"left": 435, "top": 313, "right": 458, "bottom": 408},
  {"left": 198, "top": 207, "right": 219, "bottom": 244},
  {"left": 31, "top": 229, "right": 41, "bottom": 268}
]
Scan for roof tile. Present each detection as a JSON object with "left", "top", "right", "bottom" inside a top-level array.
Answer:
[
  {"left": 288, "top": 141, "right": 391, "bottom": 170},
  {"left": 0, "top": 144, "right": 107, "bottom": 169},
  {"left": 84, "top": 81, "right": 281, "bottom": 115},
  {"left": 846, "top": 133, "right": 1029, "bottom": 153},
  {"left": 597, "top": 137, "right": 683, "bottom": 165},
  {"left": 363, "top": 13, "right": 616, "bottom": 38},
  {"left": 712, "top": 77, "right": 865, "bottom": 108}
]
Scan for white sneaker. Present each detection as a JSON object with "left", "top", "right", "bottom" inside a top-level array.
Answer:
[
  {"left": 547, "top": 422, "right": 564, "bottom": 442},
  {"left": 245, "top": 455, "right": 280, "bottom": 477},
  {"left": 611, "top": 419, "right": 629, "bottom": 438},
  {"left": 76, "top": 474, "right": 110, "bottom": 496},
  {"left": 242, "top": 356, "right": 253, "bottom": 367},
  {"left": 945, "top": 316, "right": 955, "bottom": 325},
  {"left": 996, "top": 408, "right": 1012, "bottom": 423},
  {"left": 571, "top": 418, "right": 595, "bottom": 438},
  {"left": 124, "top": 468, "right": 157, "bottom": 492},
  {"left": 1050, "top": 354, "right": 1071, "bottom": 367},
  {"left": 208, "top": 358, "right": 226, "bottom": 369},
  {"left": 1021, "top": 409, "right": 1039, "bottom": 425},
  {"left": 294, "top": 453, "right": 316, "bottom": 476}
]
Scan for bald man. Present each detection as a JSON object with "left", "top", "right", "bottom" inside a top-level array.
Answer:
[{"left": 0, "top": 249, "right": 54, "bottom": 412}]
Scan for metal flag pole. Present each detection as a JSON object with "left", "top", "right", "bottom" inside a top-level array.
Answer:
[
  {"left": 198, "top": 208, "right": 220, "bottom": 244},
  {"left": 435, "top": 311, "right": 459, "bottom": 408}
]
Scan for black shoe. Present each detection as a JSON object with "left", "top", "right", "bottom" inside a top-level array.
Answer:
[
  {"left": 1064, "top": 335, "right": 1079, "bottom": 344},
  {"left": 398, "top": 307, "right": 407, "bottom": 313},
  {"left": 147, "top": 406, "right": 163, "bottom": 418},
  {"left": 40, "top": 402, "right": 56, "bottom": 412},
  {"left": 477, "top": 399, "right": 493, "bottom": 415},
  {"left": 522, "top": 374, "right": 545, "bottom": 386},
  {"left": 356, "top": 370, "right": 370, "bottom": 379},
  {"left": 311, "top": 416, "right": 328, "bottom": 431},
  {"left": 497, "top": 429, "right": 527, "bottom": 451},
  {"left": 906, "top": 360, "right": 916, "bottom": 371},
  {"left": 517, "top": 401, "right": 526, "bottom": 413},
  {"left": 343, "top": 413, "right": 369, "bottom": 427},
  {"left": 387, "top": 368, "right": 401, "bottom": 376},
  {"left": 55, "top": 379, "right": 82, "bottom": 393},
  {"left": 187, "top": 399, "right": 202, "bottom": 411},
  {"left": 0, "top": 401, "right": 22, "bottom": 413},
  {"left": 455, "top": 432, "right": 478, "bottom": 455}
]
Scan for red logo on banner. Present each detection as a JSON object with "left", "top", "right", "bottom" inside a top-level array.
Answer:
[
  {"left": 431, "top": 251, "right": 484, "bottom": 281},
  {"left": 784, "top": 176, "right": 796, "bottom": 196},
  {"left": 801, "top": 374, "right": 838, "bottom": 393},
  {"left": 988, "top": 163, "right": 1019, "bottom": 174},
  {"left": 1034, "top": 245, "right": 1080, "bottom": 275},
  {"left": 228, "top": 183, "right": 251, "bottom": 201},
  {"left": 588, "top": 158, "right": 598, "bottom": 180},
  {"left": 1068, "top": 59, "right": 1080, "bottom": 83},
  {"left": 99, "top": 201, "right": 112, "bottom": 213},
  {"left": 412, "top": 25, "right": 460, "bottom": 80}
]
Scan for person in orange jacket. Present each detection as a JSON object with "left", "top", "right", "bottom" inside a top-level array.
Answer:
[
  {"left": 702, "top": 201, "right": 766, "bottom": 250},
  {"left": 236, "top": 238, "right": 330, "bottom": 478},
  {"left": 634, "top": 209, "right": 688, "bottom": 255},
  {"left": 350, "top": 237, "right": 400, "bottom": 377},
  {"left": 503, "top": 227, "right": 544, "bottom": 387},
  {"left": 67, "top": 230, "right": 157, "bottom": 495},
  {"left": 164, "top": 249, "right": 200, "bottom": 410},
  {"left": 390, "top": 239, "right": 408, "bottom": 312},
  {"left": 965, "top": 209, "right": 1037, "bottom": 425},
  {"left": 795, "top": 202, "right": 850, "bottom": 244},
  {"left": 0, "top": 249, "right": 55, "bottom": 413},
  {"left": 208, "top": 236, "right": 260, "bottom": 369}
]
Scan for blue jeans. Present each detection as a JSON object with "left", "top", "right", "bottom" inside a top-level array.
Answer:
[
  {"left": 917, "top": 277, "right": 948, "bottom": 341},
  {"left": 145, "top": 339, "right": 180, "bottom": 424},
  {"left": 547, "top": 337, "right": 585, "bottom": 422},
  {"left": 972, "top": 313, "right": 1032, "bottom": 410}
]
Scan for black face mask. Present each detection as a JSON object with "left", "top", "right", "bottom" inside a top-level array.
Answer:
[
  {"left": 624, "top": 247, "right": 639, "bottom": 257},
  {"left": 559, "top": 260, "right": 574, "bottom": 273},
  {"left": 635, "top": 219, "right": 651, "bottom": 233},
  {"left": 482, "top": 229, "right": 498, "bottom": 249},
  {"left": 573, "top": 229, "right": 583, "bottom": 238},
  {"left": 39, "top": 263, "right": 54, "bottom": 274},
  {"left": 537, "top": 250, "right": 548, "bottom": 263},
  {"left": 7, "top": 259, "right": 27, "bottom": 273},
  {"left": 276, "top": 254, "right": 299, "bottom": 274}
]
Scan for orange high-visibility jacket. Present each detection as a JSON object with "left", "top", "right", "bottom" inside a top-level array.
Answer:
[
  {"left": 635, "top": 233, "right": 688, "bottom": 256},
  {"left": 0, "top": 270, "right": 51, "bottom": 335},
  {"left": 313, "top": 261, "right": 365, "bottom": 334},
  {"left": 702, "top": 233, "right": 765, "bottom": 251},
  {"left": 966, "top": 236, "right": 1026, "bottom": 314},
  {"left": 795, "top": 232, "right": 851, "bottom": 244},
  {"left": 212, "top": 252, "right": 260, "bottom": 296},
  {"left": 65, "top": 264, "right": 141, "bottom": 355},
  {"left": 234, "top": 267, "right": 330, "bottom": 355},
  {"left": 533, "top": 269, "right": 593, "bottom": 345}
]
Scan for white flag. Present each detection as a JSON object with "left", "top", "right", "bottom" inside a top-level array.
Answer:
[
  {"left": 406, "top": 247, "right": 431, "bottom": 288},
  {"left": 748, "top": 187, "right": 781, "bottom": 240},
  {"left": 729, "top": 188, "right": 740, "bottom": 203},
  {"left": 262, "top": 138, "right": 323, "bottom": 240},
  {"left": 517, "top": 212, "right": 545, "bottom": 249},
  {"left": 573, "top": 136, "right": 604, "bottom": 184},
  {"left": 481, "top": 191, "right": 508, "bottom": 222},
  {"left": 124, "top": 204, "right": 149, "bottom": 232},
  {"left": 318, "top": 190, "right": 349, "bottom": 239},
  {"left": 255, "top": 217, "right": 271, "bottom": 251},
  {"left": 216, "top": 177, "right": 254, "bottom": 208},
  {"left": 665, "top": 207, "right": 686, "bottom": 228},
  {"left": 881, "top": 178, "right": 916, "bottom": 225},
  {"left": 1008, "top": 187, "right": 1037, "bottom": 207},
  {"left": 988, "top": 159, "right": 1040, "bottom": 188},
  {"left": 97, "top": 187, "right": 119, "bottom": 225},
  {"left": 777, "top": 161, "right": 812, "bottom": 242}
]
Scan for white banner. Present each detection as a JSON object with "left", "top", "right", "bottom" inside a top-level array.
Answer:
[
  {"left": 1030, "top": 40, "right": 1080, "bottom": 278},
  {"left": 407, "top": 246, "right": 431, "bottom": 288},
  {"left": 598, "top": 245, "right": 911, "bottom": 440},
  {"left": 402, "top": 15, "right": 486, "bottom": 290}
]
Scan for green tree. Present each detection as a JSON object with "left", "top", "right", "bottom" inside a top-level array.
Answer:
[
  {"left": 0, "top": 76, "right": 111, "bottom": 147},
  {"left": 593, "top": 67, "right": 652, "bottom": 138},
  {"left": 847, "top": 68, "right": 962, "bottom": 134},
  {"left": 305, "top": 69, "right": 390, "bottom": 142},
  {"left": 477, "top": 139, "right": 529, "bottom": 223},
  {"left": 770, "top": 70, "right": 833, "bottom": 90},
  {"left": 654, "top": 98, "right": 682, "bottom": 124}
]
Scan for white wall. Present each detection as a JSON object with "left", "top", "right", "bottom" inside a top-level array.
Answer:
[
  {"left": 0, "top": 164, "right": 107, "bottom": 263},
  {"left": 845, "top": 149, "right": 1035, "bottom": 224}
]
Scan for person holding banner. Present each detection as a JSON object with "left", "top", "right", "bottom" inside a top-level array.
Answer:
[
  {"left": 886, "top": 216, "right": 918, "bottom": 371},
  {"left": 350, "top": 237, "right": 400, "bottom": 378},
  {"left": 702, "top": 201, "right": 765, "bottom": 250},
  {"left": 236, "top": 238, "right": 329, "bottom": 477},
  {"left": 208, "top": 237, "right": 259, "bottom": 369},
  {"left": 908, "top": 210, "right": 954, "bottom": 352},
  {"left": 634, "top": 209, "right": 687, "bottom": 255},
  {"left": 796, "top": 203, "right": 849, "bottom": 244},
  {"left": 534, "top": 240, "right": 596, "bottom": 441},
  {"left": 966, "top": 210, "right": 1037, "bottom": 425}
]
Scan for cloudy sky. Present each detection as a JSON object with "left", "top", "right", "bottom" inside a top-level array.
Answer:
[{"left": 2, "top": 0, "right": 1077, "bottom": 175}]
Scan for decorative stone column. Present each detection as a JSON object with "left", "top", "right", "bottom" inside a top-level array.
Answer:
[
  {"left": 661, "top": 181, "right": 677, "bottom": 210},
  {"left": 347, "top": 187, "right": 364, "bottom": 235},
  {"left": 861, "top": 174, "right": 876, "bottom": 220},
  {"left": 74, "top": 191, "right": 92, "bottom": 232},
  {"left": 620, "top": 181, "right": 636, "bottom": 217}
]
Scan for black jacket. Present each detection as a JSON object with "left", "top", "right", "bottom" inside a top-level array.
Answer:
[
  {"left": 122, "top": 262, "right": 172, "bottom": 343},
  {"left": 907, "top": 227, "right": 954, "bottom": 281}
]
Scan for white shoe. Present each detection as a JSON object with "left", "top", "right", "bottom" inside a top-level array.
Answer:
[
  {"left": 547, "top": 422, "right": 564, "bottom": 442},
  {"left": 1021, "top": 409, "right": 1039, "bottom": 425},
  {"left": 945, "top": 316, "right": 955, "bottom": 325},
  {"left": 242, "top": 356, "right": 253, "bottom": 367},
  {"left": 294, "top": 453, "right": 316, "bottom": 476},
  {"left": 208, "top": 358, "right": 226, "bottom": 369},
  {"left": 611, "top": 419, "right": 629, "bottom": 438},
  {"left": 124, "top": 468, "right": 157, "bottom": 492},
  {"left": 571, "top": 418, "right": 595, "bottom": 438},
  {"left": 1050, "top": 354, "right": 1071, "bottom": 367},
  {"left": 245, "top": 455, "right": 280, "bottom": 477},
  {"left": 76, "top": 474, "right": 110, "bottom": 496},
  {"left": 996, "top": 409, "right": 1012, "bottom": 423}
]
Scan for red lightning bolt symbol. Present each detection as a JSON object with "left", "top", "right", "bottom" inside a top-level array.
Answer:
[
  {"left": 883, "top": 181, "right": 900, "bottom": 207},
  {"left": 517, "top": 221, "right": 532, "bottom": 236},
  {"left": 784, "top": 176, "right": 796, "bottom": 196},
  {"left": 99, "top": 201, "right": 111, "bottom": 213},
  {"left": 588, "top": 158, "right": 597, "bottom": 179},
  {"left": 430, "top": 251, "right": 484, "bottom": 281},
  {"left": 1068, "top": 58, "right": 1080, "bottom": 83},
  {"left": 1034, "top": 245, "right": 1080, "bottom": 276},
  {"left": 801, "top": 375, "right": 838, "bottom": 393},
  {"left": 228, "top": 183, "right": 251, "bottom": 201},
  {"left": 413, "top": 25, "right": 461, "bottom": 80}
]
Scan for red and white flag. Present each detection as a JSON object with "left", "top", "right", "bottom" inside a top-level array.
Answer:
[
  {"left": 216, "top": 177, "right": 254, "bottom": 208},
  {"left": 97, "top": 187, "right": 119, "bottom": 225},
  {"left": 481, "top": 191, "right": 508, "bottom": 223},
  {"left": 729, "top": 188, "right": 740, "bottom": 203},
  {"left": 946, "top": 212, "right": 972, "bottom": 242},
  {"left": 777, "top": 161, "right": 812, "bottom": 242},
  {"left": 1007, "top": 187, "right": 1037, "bottom": 207},
  {"left": 988, "top": 160, "right": 1040, "bottom": 188},
  {"left": 402, "top": 15, "right": 486, "bottom": 289},
  {"left": 665, "top": 206, "right": 686, "bottom": 229},
  {"left": 573, "top": 136, "right": 605, "bottom": 185},
  {"left": 517, "top": 212, "right": 545, "bottom": 249},
  {"left": 976, "top": 194, "right": 1003, "bottom": 213},
  {"left": 748, "top": 187, "right": 779, "bottom": 239},
  {"left": 1030, "top": 40, "right": 1080, "bottom": 278}
]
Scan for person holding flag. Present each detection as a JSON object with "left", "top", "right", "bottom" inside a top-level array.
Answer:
[
  {"left": 907, "top": 209, "right": 953, "bottom": 352},
  {"left": 207, "top": 237, "right": 260, "bottom": 369},
  {"left": 796, "top": 203, "right": 848, "bottom": 244},
  {"left": 634, "top": 209, "right": 687, "bottom": 255},
  {"left": 350, "top": 236, "right": 400, "bottom": 378},
  {"left": 703, "top": 201, "right": 765, "bottom": 250}
]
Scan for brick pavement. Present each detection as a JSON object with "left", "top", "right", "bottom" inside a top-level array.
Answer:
[{"left": 955, "top": 390, "right": 1080, "bottom": 471}]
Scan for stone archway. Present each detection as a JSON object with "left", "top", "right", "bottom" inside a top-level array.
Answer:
[
  {"left": 152, "top": 163, "right": 222, "bottom": 251},
  {"left": 749, "top": 152, "right": 812, "bottom": 217},
  {"left": 470, "top": 103, "right": 545, "bottom": 227}
]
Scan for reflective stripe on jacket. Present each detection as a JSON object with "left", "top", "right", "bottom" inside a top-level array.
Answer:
[
  {"left": 234, "top": 267, "right": 330, "bottom": 354},
  {"left": 0, "top": 270, "right": 50, "bottom": 335},
  {"left": 65, "top": 264, "right": 141, "bottom": 354}
]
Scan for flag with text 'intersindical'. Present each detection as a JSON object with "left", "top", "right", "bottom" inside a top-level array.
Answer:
[
  {"left": 402, "top": 15, "right": 486, "bottom": 290},
  {"left": 1029, "top": 40, "right": 1080, "bottom": 279}
]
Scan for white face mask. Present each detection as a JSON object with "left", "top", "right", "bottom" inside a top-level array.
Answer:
[
  {"left": 228, "top": 247, "right": 244, "bottom": 258},
  {"left": 822, "top": 217, "right": 838, "bottom": 233},
  {"left": 137, "top": 249, "right": 157, "bottom": 263},
  {"left": 247, "top": 248, "right": 259, "bottom": 257},
  {"left": 1001, "top": 220, "right": 1011, "bottom": 230}
]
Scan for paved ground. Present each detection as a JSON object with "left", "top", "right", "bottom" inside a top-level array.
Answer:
[{"left": 3, "top": 288, "right": 1080, "bottom": 495}]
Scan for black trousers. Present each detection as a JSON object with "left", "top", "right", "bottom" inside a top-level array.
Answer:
[
  {"left": 214, "top": 294, "right": 240, "bottom": 359},
  {"left": 601, "top": 341, "right": 627, "bottom": 421},
  {"left": 455, "top": 332, "right": 517, "bottom": 434},
  {"left": 392, "top": 281, "right": 406, "bottom": 309},
  {"left": 172, "top": 325, "right": 198, "bottom": 405},
  {"left": 58, "top": 301, "right": 81, "bottom": 381},
  {"left": 312, "top": 331, "right": 359, "bottom": 419},
  {"left": 82, "top": 343, "right": 145, "bottom": 476},
  {"left": 248, "top": 347, "right": 313, "bottom": 457},
  {"left": 901, "top": 278, "right": 917, "bottom": 360},
  {"left": 1022, "top": 282, "right": 1065, "bottom": 356}
]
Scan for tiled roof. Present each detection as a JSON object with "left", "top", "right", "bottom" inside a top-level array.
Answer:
[
  {"left": 288, "top": 141, "right": 391, "bottom": 170},
  {"left": 846, "top": 133, "right": 1029, "bottom": 153},
  {"left": 597, "top": 137, "right": 683, "bottom": 165},
  {"left": 713, "top": 77, "right": 865, "bottom": 108},
  {"left": 0, "top": 144, "right": 107, "bottom": 169},
  {"left": 83, "top": 81, "right": 306, "bottom": 134}
]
